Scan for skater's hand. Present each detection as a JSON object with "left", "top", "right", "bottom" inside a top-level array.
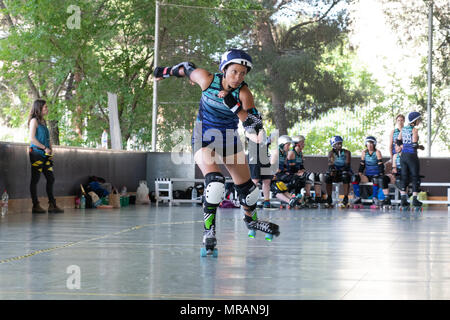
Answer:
[
  {"left": 392, "top": 167, "right": 397, "bottom": 174},
  {"left": 418, "top": 145, "right": 425, "bottom": 150}
]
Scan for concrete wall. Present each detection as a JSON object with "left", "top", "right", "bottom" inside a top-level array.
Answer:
[
  {"left": 0, "top": 141, "right": 147, "bottom": 199},
  {"left": 1, "top": 140, "right": 448, "bottom": 200},
  {"left": 146, "top": 152, "right": 196, "bottom": 191}
]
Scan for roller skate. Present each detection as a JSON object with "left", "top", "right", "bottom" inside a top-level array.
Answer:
[
  {"left": 381, "top": 197, "right": 393, "bottom": 211},
  {"left": 323, "top": 196, "right": 334, "bottom": 208},
  {"left": 338, "top": 196, "right": 350, "bottom": 209},
  {"left": 200, "top": 227, "right": 218, "bottom": 257},
  {"left": 314, "top": 196, "right": 323, "bottom": 208},
  {"left": 370, "top": 197, "right": 380, "bottom": 209},
  {"left": 351, "top": 197, "right": 364, "bottom": 209},
  {"left": 304, "top": 196, "right": 318, "bottom": 209},
  {"left": 410, "top": 196, "right": 423, "bottom": 212},
  {"left": 399, "top": 195, "right": 410, "bottom": 212},
  {"left": 244, "top": 211, "right": 280, "bottom": 241}
]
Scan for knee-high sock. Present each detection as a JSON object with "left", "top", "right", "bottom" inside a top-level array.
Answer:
[{"left": 352, "top": 183, "right": 360, "bottom": 197}]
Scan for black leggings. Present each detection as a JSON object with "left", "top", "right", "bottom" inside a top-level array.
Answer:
[
  {"left": 400, "top": 152, "right": 420, "bottom": 192},
  {"left": 29, "top": 151, "right": 55, "bottom": 205}
]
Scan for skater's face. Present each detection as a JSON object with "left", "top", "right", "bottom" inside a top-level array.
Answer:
[
  {"left": 41, "top": 103, "right": 48, "bottom": 116},
  {"left": 396, "top": 116, "right": 405, "bottom": 128},
  {"left": 283, "top": 143, "right": 291, "bottom": 152},
  {"left": 333, "top": 142, "right": 342, "bottom": 150},
  {"left": 367, "top": 142, "right": 375, "bottom": 151},
  {"left": 224, "top": 64, "right": 247, "bottom": 89},
  {"left": 295, "top": 141, "right": 304, "bottom": 150}
]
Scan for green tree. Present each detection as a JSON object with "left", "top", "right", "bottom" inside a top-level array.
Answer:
[{"left": 381, "top": 0, "right": 449, "bottom": 153}]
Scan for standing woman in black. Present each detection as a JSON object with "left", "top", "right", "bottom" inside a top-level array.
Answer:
[
  {"left": 397, "top": 111, "right": 424, "bottom": 209},
  {"left": 28, "top": 99, "right": 64, "bottom": 214}
]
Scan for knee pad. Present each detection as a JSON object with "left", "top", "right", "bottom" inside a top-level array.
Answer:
[
  {"left": 342, "top": 171, "right": 351, "bottom": 184},
  {"left": 204, "top": 172, "right": 225, "bottom": 205},
  {"left": 306, "top": 172, "right": 315, "bottom": 184},
  {"left": 313, "top": 172, "right": 322, "bottom": 185},
  {"left": 351, "top": 174, "right": 361, "bottom": 184},
  {"left": 235, "top": 179, "right": 260, "bottom": 210},
  {"left": 318, "top": 173, "right": 325, "bottom": 184}
]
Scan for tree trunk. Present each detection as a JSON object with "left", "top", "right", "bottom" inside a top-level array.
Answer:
[
  {"left": 271, "top": 90, "right": 288, "bottom": 135},
  {"left": 254, "top": 11, "right": 289, "bottom": 135},
  {"left": 48, "top": 120, "right": 60, "bottom": 146}
]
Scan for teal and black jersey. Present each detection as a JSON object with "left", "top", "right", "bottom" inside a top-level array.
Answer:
[
  {"left": 364, "top": 150, "right": 380, "bottom": 176},
  {"left": 30, "top": 120, "right": 50, "bottom": 156},
  {"left": 278, "top": 148, "right": 288, "bottom": 172},
  {"left": 401, "top": 125, "right": 416, "bottom": 154},
  {"left": 333, "top": 149, "right": 347, "bottom": 170},
  {"left": 392, "top": 128, "right": 400, "bottom": 155},
  {"left": 293, "top": 149, "right": 304, "bottom": 171},
  {"left": 192, "top": 73, "right": 246, "bottom": 148}
]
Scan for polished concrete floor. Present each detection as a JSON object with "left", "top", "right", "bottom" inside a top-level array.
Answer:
[{"left": 0, "top": 204, "right": 448, "bottom": 300}]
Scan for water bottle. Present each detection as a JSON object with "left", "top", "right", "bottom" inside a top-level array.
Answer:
[
  {"left": 80, "top": 195, "right": 86, "bottom": 209},
  {"left": 101, "top": 130, "right": 108, "bottom": 149},
  {"left": 121, "top": 186, "right": 127, "bottom": 196},
  {"left": 1, "top": 189, "right": 9, "bottom": 216},
  {"left": 191, "top": 186, "right": 197, "bottom": 206}
]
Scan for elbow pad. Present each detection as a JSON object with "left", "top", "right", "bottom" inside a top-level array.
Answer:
[
  {"left": 378, "top": 161, "right": 385, "bottom": 175},
  {"left": 171, "top": 61, "right": 196, "bottom": 78},
  {"left": 358, "top": 161, "right": 365, "bottom": 173}
]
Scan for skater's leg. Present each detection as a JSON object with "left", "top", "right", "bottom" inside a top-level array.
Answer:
[
  {"left": 342, "top": 170, "right": 351, "bottom": 198},
  {"left": 224, "top": 152, "right": 258, "bottom": 217},
  {"left": 194, "top": 148, "right": 224, "bottom": 247},
  {"left": 262, "top": 179, "right": 271, "bottom": 206}
]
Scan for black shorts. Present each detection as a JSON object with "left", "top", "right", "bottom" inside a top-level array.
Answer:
[
  {"left": 191, "top": 124, "right": 243, "bottom": 158},
  {"left": 249, "top": 162, "right": 272, "bottom": 180},
  {"left": 192, "top": 140, "right": 243, "bottom": 158}
]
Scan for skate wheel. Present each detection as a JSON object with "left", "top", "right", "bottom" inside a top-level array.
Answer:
[
  {"left": 200, "top": 247, "right": 207, "bottom": 257},
  {"left": 265, "top": 233, "right": 273, "bottom": 242},
  {"left": 248, "top": 230, "right": 256, "bottom": 239},
  {"left": 212, "top": 248, "right": 218, "bottom": 257}
]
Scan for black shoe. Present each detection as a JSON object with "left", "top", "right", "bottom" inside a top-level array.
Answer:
[
  {"left": 32, "top": 203, "right": 46, "bottom": 214},
  {"left": 48, "top": 202, "right": 64, "bottom": 213},
  {"left": 412, "top": 196, "right": 422, "bottom": 207},
  {"left": 401, "top": 195, "right": 409, "bottom": 207}
]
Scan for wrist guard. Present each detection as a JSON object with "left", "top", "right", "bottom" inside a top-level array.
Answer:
[
  {"left": 358, "top": 160, "right": 365, "bottom": 173},
  {"left": 153, "top": 66, "right": 172, "bottom": 78},
  {"left": 223, "top": 93, "right": 242, "bottom": 114},
  {"left": 243, "top": 109, "right": 263, "bottom": 134}
]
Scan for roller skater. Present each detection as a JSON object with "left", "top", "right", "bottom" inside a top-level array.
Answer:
[
  {"left": 246, "top": 129, "right": 272, "bottom": 209},
  {"left": 351, "top": 136, "right": 390, "bottom": 210},
  {"left": 382, "top": 141, "right": 403, "bottom": 211},
  {"left": 270, "top": 135, "right": 302, "bottom": 209},
  {"left": 324, "top": 136, "right": 352, "bottom": 208},
  {"left": 155, "top": 49, "right": 280, "bottom": 257},
  {"left": 287, "top": 135, "right": 321, "bottom": 208},
  {"left": 388, "top": 114, "right": 405, "bottom": 163},
  {"left": 397, "top": 111, "right": 425, "bottom": 212}
]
